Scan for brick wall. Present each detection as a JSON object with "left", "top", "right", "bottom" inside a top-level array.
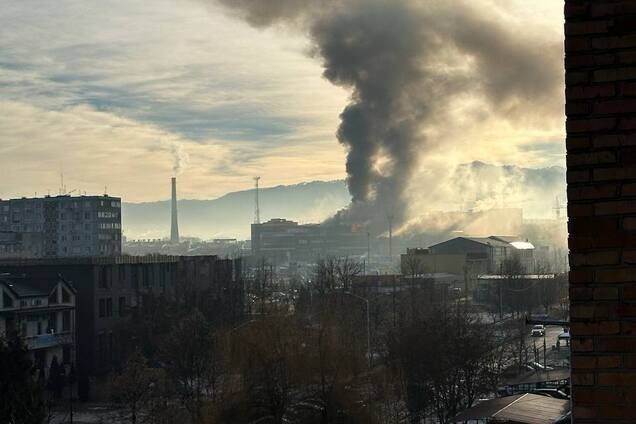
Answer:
[{"left": 566, "top": 1, "right": 636, "bottom": 421}]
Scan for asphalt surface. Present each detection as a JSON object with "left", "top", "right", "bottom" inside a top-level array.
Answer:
[{"left": 527, "top": 324, "right": 570, "bottom": 368}]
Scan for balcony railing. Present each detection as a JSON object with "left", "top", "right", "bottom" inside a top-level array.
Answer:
[{"left": 25, "top": 332, "right": 73, "bottom": 350}]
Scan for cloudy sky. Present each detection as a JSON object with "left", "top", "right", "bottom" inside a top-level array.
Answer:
[{"left": 0, "top": 0, "right": 564, "bottom": 203}]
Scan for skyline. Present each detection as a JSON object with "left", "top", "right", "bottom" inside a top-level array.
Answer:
[{"left": 1, "top": 0, "right": 564, "bottom": 204}]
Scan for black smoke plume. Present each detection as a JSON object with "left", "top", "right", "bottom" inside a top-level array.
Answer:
[{"left": 210, "top": 0, "right": 563, "bottom": 234}]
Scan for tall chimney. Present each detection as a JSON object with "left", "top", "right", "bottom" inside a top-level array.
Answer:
[{"left": 170, "top": 177, "right": 180, "bottom": 244}]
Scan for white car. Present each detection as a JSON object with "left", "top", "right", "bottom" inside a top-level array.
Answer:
[{"left": 531, "top": 325, "right": 546, "bottom": 337}]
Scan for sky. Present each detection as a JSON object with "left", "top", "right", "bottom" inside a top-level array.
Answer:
[{"left": 0, "top": 0, "right": 564, "bottom": 203}]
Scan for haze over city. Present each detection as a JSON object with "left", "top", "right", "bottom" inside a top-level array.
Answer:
[{"left": 7, "top": 0, "right": 635, "bottom": 422}]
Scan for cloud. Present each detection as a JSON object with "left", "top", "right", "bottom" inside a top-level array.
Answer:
[
  {"left": 0, "top": 0, "right": 565, "bottom": 213},
  {"left": 0, "top": 100, "right": 347, "bottom": 202}
]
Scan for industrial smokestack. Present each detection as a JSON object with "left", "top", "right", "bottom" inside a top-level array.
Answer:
[{"left": 170, "top": 177, "right": 180, "bottom": 244}]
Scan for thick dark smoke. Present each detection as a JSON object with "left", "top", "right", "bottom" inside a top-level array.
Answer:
[{"left": 210, "top": 0, "right": 562, "bottom": 234}]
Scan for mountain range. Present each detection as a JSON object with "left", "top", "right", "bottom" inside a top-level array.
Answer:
[
  {"left": 122, "top": 162, "right": 566, "bottom": 240},
  {"left": 122, "top": 180, "right": 351, "bottom": 240}
]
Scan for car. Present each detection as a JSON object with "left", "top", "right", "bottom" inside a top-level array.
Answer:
[
  {"left": 557, "top": 330, "right": 570, "bottom": 347},
  {"left": 531, "top": 324, "right": 545, "bottom": 337},
  {"left": 526, "top": 361, "right": 554, "bottom": 371}
]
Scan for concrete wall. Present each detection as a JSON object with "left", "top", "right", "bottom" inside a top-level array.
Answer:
[{"left": 566, "top": 1, "right": 636, "bottom": 420}]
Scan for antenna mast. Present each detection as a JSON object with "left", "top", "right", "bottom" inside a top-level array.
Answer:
[
  {"left": 254, "top": 176, "right": 261, "bottom": 224},
  {"left": 388, "top": 215, "right": 394, "bottom": 263}
]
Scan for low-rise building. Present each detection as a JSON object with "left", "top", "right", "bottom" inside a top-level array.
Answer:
[
  {"left": 251, "top": 218, "right": 367, "bottom": 264},
  {"left": 427, "top": 235, "right": 536, "bottom": 273},
  {"left": 0, "top": 255, "right": 243, "bottom": 377},
  {"left": 0, "top": 273, "right": 76, "bottom": 378}
]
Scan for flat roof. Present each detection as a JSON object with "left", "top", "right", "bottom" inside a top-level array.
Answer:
[
  {"left": 506, "top": 369, "right": 570, "bottom": 386},
  {"left": 0, "top": 255, "right": 184, "bottom": 266},
  {"left": 477, "top": 274, "right": 556, "bottom": 280},
  {"left": 0, "top": 194, "right": 121, "bottom": 202}
]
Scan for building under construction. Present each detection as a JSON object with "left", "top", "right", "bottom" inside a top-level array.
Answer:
[{"left": 251, "top": 218, "right": 368, "bottom": 264}]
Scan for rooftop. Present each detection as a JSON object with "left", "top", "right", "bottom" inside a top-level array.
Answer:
[
  {"left": 0, "top": 194, "right": 120, "bottom": 202},
  {"left": 0, "top": 255, "right": 181, "bottom": 267},
  {"left": 452, "top": 393, "right": 570, "bottom": 424},
  {"left": 0, "top": 274, "right": 71, "bottom": 297}
]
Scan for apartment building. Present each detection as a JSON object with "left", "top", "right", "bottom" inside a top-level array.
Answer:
[{"left": 0, "top": 194, "right": 121, "bottom": 258}]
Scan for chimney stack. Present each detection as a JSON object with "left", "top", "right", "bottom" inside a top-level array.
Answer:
[{"left": 170, "top": 177, "right": 180, "bottom": 244}]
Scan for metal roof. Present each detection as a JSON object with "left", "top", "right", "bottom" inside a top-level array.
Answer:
[
  {"left": 452, "top": 393, "right": 570, "bottom": 424},
  {"left": 510, "top": 241, "right": 535, "bottom": 250}
]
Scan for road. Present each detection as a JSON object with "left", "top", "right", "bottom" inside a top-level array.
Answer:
[{"left": 527, "top": 324, "right": 570, "bottom": 368}]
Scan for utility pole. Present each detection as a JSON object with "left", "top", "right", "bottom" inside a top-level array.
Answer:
[
  {"left": 543, "top": 332, "right": 547, "bottom": 370},
  {"left": 253, "top": 176, "right": 261, "bottom": 225},
  {"left": 499, "top": 280, "right": 503, "bottom": 320},
  {"left": 367, "top": 231, "right": 371, "bottom": 268}
]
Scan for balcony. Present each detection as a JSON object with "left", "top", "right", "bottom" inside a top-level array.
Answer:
[{"left": 25, "top": 332, "right": 73, "bottom": 350}]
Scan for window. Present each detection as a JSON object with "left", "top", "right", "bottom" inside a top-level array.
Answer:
[
  {"left": 37, "top": 321, "right": 42, "bottom": 335},
  {"left": 97, "top": 211, "right": 119, "bottom": 219},
  {"left": 98, "top": 298, "right": 112, "bottom": 318},
  {"left": 98, "top": 298, "right": 106, "bottom": 317},
  {"left": 118, "top": 266, "right": 126, "bottom": 286},
  {"left": 98, "top": 267, "right": 108, "bottom": 289},
  {"left": 118, "top": 296, "right": 126, "bottom": 316},
  {"left": 106, "top": 298, "right": 113, "bottom": 317}
]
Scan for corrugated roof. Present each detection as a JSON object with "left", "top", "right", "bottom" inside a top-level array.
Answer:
[{"left": 452, "top": 394, "right": 570, "bottom": 424}]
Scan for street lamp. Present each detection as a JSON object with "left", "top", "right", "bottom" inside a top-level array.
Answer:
[{"left": 344, "top": 291, "right": 371, "bottom": 369}]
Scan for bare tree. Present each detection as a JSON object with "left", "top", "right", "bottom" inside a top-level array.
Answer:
[
  {"left": 336, "top": 257, "right": 363, "bottom": 292},
  {"left": 314, "top": 257, "right": 338, "bottom": 295},
  {"left": 161, "top": 310, "right": 223, "bottom": 424},
  {"left": 389, "top": 305, "right": 501, "bottom": 424},
  {"left": 111, "top": 349, "right": 159, "bottom": 424}
]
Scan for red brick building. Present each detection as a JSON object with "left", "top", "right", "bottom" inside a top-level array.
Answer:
[{"left": 566, "top": 1, "right": 636, "bottom": 421}]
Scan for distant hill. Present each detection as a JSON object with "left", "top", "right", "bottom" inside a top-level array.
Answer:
[
  {"left": 122, "top": 162, "right": 567, "bottom": 240},
  {"left": 122, "top": 180, "right": 351, "bottom": 240}
]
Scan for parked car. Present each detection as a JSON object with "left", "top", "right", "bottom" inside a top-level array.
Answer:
[
  {"left": 557, "top": 330, "right": 570, "bottom": 347},
  {"left": 526, "top": 361, "right": 554, "bottom": 371},
  {"left": 531, "top": 324, "right": 545, "bottom": 337}
]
